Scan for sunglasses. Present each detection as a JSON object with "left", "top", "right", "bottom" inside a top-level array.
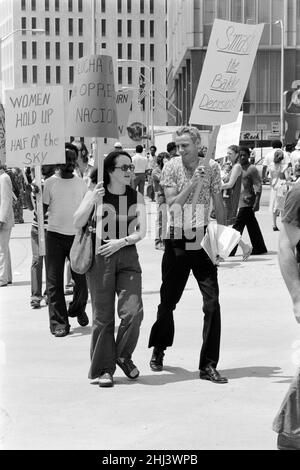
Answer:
[{"left": 114, "top": 164, "right": 135, "bottom": 172}]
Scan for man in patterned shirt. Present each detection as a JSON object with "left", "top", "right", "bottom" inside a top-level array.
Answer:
[{"left": 148, "top": 126, "right": 228, "bottom": 384}]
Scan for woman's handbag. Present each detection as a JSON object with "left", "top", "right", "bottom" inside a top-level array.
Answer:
[{"left": 70, "top": 206, "right": 96, "bottom": 275}]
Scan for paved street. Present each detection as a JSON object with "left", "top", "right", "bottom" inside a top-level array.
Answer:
[{"left": 0, "top": 186, "right": 298, "bottom": 450}]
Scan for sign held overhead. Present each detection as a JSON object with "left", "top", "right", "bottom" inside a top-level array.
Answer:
[{"left": 189, "top": 19, "right": 264, "bottom": 126}]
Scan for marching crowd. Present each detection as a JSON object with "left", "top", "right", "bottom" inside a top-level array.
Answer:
[{"left": 1, "top": 126, "right": 300, "bottom": 448}]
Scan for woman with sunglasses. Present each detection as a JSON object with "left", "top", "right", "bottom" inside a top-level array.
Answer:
[{"left": 74, "top": 150, "right": 147, "bottom": 388}]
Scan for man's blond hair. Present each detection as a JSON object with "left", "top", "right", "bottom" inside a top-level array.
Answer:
[{"left": 175, "top": 126, "right": 201, "bottom": 144}]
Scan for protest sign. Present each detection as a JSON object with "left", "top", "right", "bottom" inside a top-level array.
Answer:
[
  {"left": 189, "top": 19, "right": 264, "bottom": 126},
  {"left": 116, "top": 89, "right": 133, "bottom": 136},
  {"left": 0, "top": 103, "right": 5, "bottom": 164},
  {"left": 67, "top": 55, "right": 118, "bottom": 138},
  {"left": 5, "top": 86, "right": 65, "bottom": 167},
  {"left": 215, "top": 111, "right": 243, "bottom": 161}
]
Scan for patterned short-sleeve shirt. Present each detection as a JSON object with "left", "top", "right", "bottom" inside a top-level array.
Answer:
[{"left": 160, "top": 156, "right": 221, "bottom": 228}]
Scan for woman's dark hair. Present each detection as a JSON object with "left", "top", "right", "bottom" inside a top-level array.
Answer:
[
  {"left": 135, "top": 144, "right": 144, "bottom": 153},
  {"left": 65, "top": 142, "right": 79, "bottom": 158},
  {"left": 156, "top": 152, "right": 169, "bottom": 169},
  {"left": 89, "top": 150, "right": 132, "bottom": 188}
]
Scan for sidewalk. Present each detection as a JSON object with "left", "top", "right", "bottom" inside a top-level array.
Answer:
[{"left": 0, "top": 189, "right": 298, "bottom": 450}]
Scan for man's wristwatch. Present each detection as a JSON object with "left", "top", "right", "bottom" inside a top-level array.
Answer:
[{"left": 124, "top": 237, "right": 130, "bottom": 246}]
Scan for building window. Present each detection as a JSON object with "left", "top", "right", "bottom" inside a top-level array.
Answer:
[
  {"left": 118, "top": 20, "right": 122, "bottom": 37},
  {"left": 22, "top": 66, "right": 27, "bottom": 83},
  {"left": 150, "top": 0, "right": 154, "bottom": 14},
  {"left": 21, "top": 17, "right": 26, "bottom": 33},
  {"left": 140, "top": 0, "right": 144, "bottom": 14},
  {"left": 46, "top": 66, "right": 51, "bottom": 83},
  {"left": 55, "top": 18, "right": 60, "bottom": 35},
  {"left": 21, "top": 0, "right": 26, "bottom": 11},
  {"left": 22, "top": 42, "right": 27, "bottom": 59},
  {"left": 78, "top": 18, "right": 83, "bottom": 36},
  {"left": 55, "top": 42, "right": 60, "bottom": 59},
  {"left": 32, "top": 65, "right": 37, "bottom": 83},
  {"left": 78, "top": 0, "right": 82, "bottom": 12},
  {"left": 32, "top": 42, "right": 37, "bottom": 59},
  {"left": 101, "top": 19, "right": 106, "bottom": 36},
  {"left": 140, "top": 20, "right": 144, "bottom": 37},
  {"left": 68, "top": 0, "right": 72, "bottom": 12},
  {"left": 127, "top": 0, "right": 131, "bottom": 13},
  {"left": 69, "top": 66, "right": 74, "bottom": 84},
  {"left": 69, "top": 18, "right": 73, "bottom": 35},
  {"left": 32, "top": 17, "right": 36, "bottom": 29},
  {"left": 128, "top": 67, "right": 132, "bottom": 85},
  {"left": 118, "top": 43, "right": 122, "bottom": 59},
  {"left": 150, "top": 44, "right": 154, "bottom": 61},
  {"left": 55, "top": 0, "right": 59, "bottom": 11},
  {"left": 69, "top": 43, "right": 73, "bottom": 60},
  {"left": 127, "top": 20, "right": 132, "bottom": 37},
  {"left": 118, "top": 67, "right": 122, "bottom": 85},
  {"left": 101, "top": 43, "right": 106, "bottom": 49},
  {"left": 45, "top": 0, "right": 49, "bottom": 11},
  {"left": 56, "top": 66, "right": 61, "bottom": 84},
  {"left": 45, "top": 18, "right": 50, "bottom": 35},
  {"left": 117, "top": 0, "right": 122, "bottom": 13},
  {"left": 45, "top": 42, "right": 50, "bottom": 59},
  {"left": 101, "top": 0, "right": 105, "bottom": 13},
  {"left": 152, "top": 67, "right": 155, "bottom": 85},
  {"left": 31, "top": 0, "right": 36, "bottom": 11},
  {"left": 140, "top": 44, "right": 145, "bottom": 61},
  {"left": 127, "top": 43, "right": 132, "bottom": 60},
  {"left": 150, "top": 20, "right": 154, "bottom": 37},
  {"left": 78, "top": 42, "right": 83, "bottom": 58}
]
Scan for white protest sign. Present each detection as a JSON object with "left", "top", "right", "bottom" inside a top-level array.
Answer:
[
  {"left": 215, "top": 111, "right": 243, "bottom": 160},
  {"left": 116, "top": 89, "right": 133, "bottom": 136},
  {"left": 189, "top": 20, "right": 264, "bottom": 126},
  {"left": 5, "top": 86, "right": 65, "bottom": 167},
  {"left": 67, "top": 55, "right": 119, "bottom": 138},
  {"left": 0, "top": 103, "right": 5, "bottom": 164}
]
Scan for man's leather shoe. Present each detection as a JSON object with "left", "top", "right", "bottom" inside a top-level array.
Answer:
[
  {"left": 150, "top": 348, "right": 165, "bottom": 372},
  {"left": 199, "top": 365, "right": 228, "bottom": 384}
]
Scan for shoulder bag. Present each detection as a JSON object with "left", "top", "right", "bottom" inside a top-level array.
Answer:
[{"left": 70, "top": 206, "right": 96, "bottom": 275}]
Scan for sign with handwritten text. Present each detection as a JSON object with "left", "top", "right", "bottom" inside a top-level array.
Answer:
[
  {"left": 0, "top": 103, "right": 5, "bottom": 164},
  {"left": 5, "top": 86, "right": 65, "bottom": 167},
  {"left": 67, "top": 55, "right": 118, "bottom": 138},
  {"left": 189, "top": 19, "right": 264, "bottom": 126},
  {"left": 116, "top": 89, "right": 133, "bottom": 137}
]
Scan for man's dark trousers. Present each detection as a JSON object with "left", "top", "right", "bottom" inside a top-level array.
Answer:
[
  {"left": 230, "top": 206, "right": 267, "bottom": 255},
  {"left": 46, "top": 231, "right": 88, "bottom": 333},
  {"left": 148, "top": 237, "right": 221, "bottom": 370}
]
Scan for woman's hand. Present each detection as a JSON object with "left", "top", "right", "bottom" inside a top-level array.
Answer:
[
  {"left": 91, "top": 182, "right": 105, "bottom": 204},
  {"left": 98, "top": 239, "right": 124, "bottom": 258}
]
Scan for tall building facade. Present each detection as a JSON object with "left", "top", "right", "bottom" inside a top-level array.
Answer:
[
  {"left": 0, "top": 0, "right": 168, "bottom": 151},
  {"left": 168, "top": 0, "right": 300, "bottom": 146}
]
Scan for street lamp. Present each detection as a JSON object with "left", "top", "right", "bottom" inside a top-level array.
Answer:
[
  {"left": 275, "top": 20, "right": 284, "bottom": 143},
  {"left": 0, "top": 29, "right": 45, "bottom": 101},
  {"left": 117, "top": 59, "right": 154, "bottom": 144}
]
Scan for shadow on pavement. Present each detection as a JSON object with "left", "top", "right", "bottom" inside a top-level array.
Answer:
[
  {"left": 10, "top": 281, "right": 31, "bottom": 286},
  {"left": 220, "top": 366, "right": 288, "bottom": 380},
  {"left": 68, "top": 326, "right": 92, "bottom": 337}
]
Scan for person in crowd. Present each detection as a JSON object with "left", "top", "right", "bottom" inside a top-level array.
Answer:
[
  {"left": 268, "top": 149, "right": 289, "bottom": 231},
  {"left": 6, "top": 167, "right": 25, "bottom": 223},
  {"left": 148, "top": 126, "right": 228, "bottom": 384},
  {"left": 221, "top": 145, "right": 252, "bottom": 260},
  {"left": 166, "top": 141, "right": 178, "bottom": 159},
  {"left": 230, "top": 146, "right": 267, "bottom": 257},
  {"left": 152, "top": 152, "right": 169, "bottom": 250},
  {"left": 73, "top": 141, "right": 93, "bottom": 184},
  {"left": 146, "top": 146, "right": 157, "bottom": 201},
  {"left": 262, "top": 140, "right": 290, "bottom": 184},
  {"left": 289, "top": 138, "right": 300, "bottom": 175},
  {"left": 0, "top": 159, "right": 14, "bottom": 287},
  {"left": 43, "top": 143, "right": 89, "bottom": 338},
  {"left": 73, "top": 150, "right": 146, "bottom": 388},
  {"left": 27, "top": 165, "right": 56, "bottom": 309},
  {"left": 114, "top": 141, "right": 123, "bottom": 151},
  {"left": 272, "top": 183, "right": 300, "bottom": 450},
  {"left": 131, "top": 144, "right": 148, "bottom": 196}
]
